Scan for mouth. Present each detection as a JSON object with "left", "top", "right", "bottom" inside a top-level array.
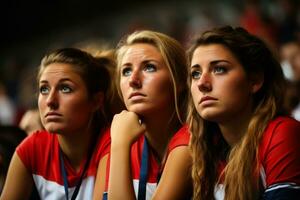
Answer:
[
  {"left": 200, "top": 96, "right": 218, "bottom": 104},
  {"left": 45, "top": 112, "right": 62, "bottom": 118},
  {"left": 129, "top": 92, "right": 146, "bottom": 99}
]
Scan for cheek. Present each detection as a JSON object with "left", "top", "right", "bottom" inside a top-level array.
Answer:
[
  {"left": 143, "top": 75, "right": 155, "bottom": 86},
  {"left": 38, "top": 96, "right": 45, "bottom": 112},
  {"left": 190, "top": 82, "right": 198, "bottom": 98},
  {"left": 120, "top": 79, "right": 127, "bottom": 98},
  {"left": 190, "top": 83, "right": 199, "bottom": 102},
  {"left": 119, "top": 78, "right": 128, "bottom": 94},
  {"left": 148, "top": 74, "right": 171, "bottom": 94},
  {"left": 66, "top": 98, "right": 93, "bottom": 120},
  {"left": 222, "top": 79, "right": 251, "bottom": 106},
  {"left": 157, "top": 80, "right": 173, "bottom": 101}
]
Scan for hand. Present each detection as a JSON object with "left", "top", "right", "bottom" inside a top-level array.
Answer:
[{"left": 111, "top": 110, "right": 146, "bottom": 147}]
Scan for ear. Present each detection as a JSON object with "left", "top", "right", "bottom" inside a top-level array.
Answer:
[
  {"left": 250, "top": 72, "right": 264, "bottom": 94},
  {"left": 92, "top": 92, "right": 104, "bottom": 112}
]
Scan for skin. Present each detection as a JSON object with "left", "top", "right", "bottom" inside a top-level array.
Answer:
[
  {"left": 1, "top": 63, "right": 103, "bottom": 200},
  {"left": 120, "top": 43, "right": 174, "bottom": 118},
  {"left": 107, "top": 43, "right": 192, "bottom": 200},
  {"left": 93, "top": 154, "right": 109, "bottom": 200},
  {"left": 190, "top": 44, "right": 263, "bottom": 146}
]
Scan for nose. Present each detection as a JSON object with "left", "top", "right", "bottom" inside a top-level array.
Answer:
[
  {"left": 129, "top": 70, "right": 142, "bottom": 89},
  {"left": 197, "top": 72, "right": 212, "bottom": 92},
  {"left": 46, "top": 89, "right": 59, "bottom": 109}
]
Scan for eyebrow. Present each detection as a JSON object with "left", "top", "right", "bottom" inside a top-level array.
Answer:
[
  {"left": 121, "top": 59, "right": 159, "bottom": 67},
  {"left": 39, "top": 78, "right": 74, "bottom": 84},
  {"left": 191, "top": 59, "right": 231, "bottom": 68}
]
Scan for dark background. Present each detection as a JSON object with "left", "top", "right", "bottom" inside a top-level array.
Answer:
[{"left": 0, "top": 0, "right": 299, "bottom": 125}]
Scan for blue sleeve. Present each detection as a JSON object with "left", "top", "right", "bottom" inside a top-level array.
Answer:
[{"left": 262, "top": 183, "right": 300, "bottom": 200}]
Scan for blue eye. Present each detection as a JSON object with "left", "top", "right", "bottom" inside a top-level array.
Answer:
[
  {"left": 191, "top": 70, "right": 201, "bottom": 79},
  {"left": 122, "top": 67, "right": 132, "bottom": 77},
  {"left": 214, "top": 66, "right": 227, "bottom": 74},
  {"left": 60, "top": 85, "right": 72, "bottom": 93},
  {"left": 39, "top": 86, "right": 49, "bottom": 94},
  {"left": 144, "top": 64, "right": 156, "bottom": 72}
]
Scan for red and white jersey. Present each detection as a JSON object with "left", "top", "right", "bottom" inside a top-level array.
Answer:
[
  {"left": 16, "top": 128, "right": 111, "bottom": 200},
  {"left": 215, "top": 116, "right": 300, "bottom": 199},
  {"left": 104, "top": 125, "right": 190, "bottom": 200}
]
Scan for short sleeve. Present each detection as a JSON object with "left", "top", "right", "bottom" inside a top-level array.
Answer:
[
  {"left": 95, "top": 127, "right": 111, "bottom": 160},
  {"left": 260, "top": 117, "right": 300, "bottom": 198},
  {"left": 16, "top": 130, "right": 51, "bottom": 173}
]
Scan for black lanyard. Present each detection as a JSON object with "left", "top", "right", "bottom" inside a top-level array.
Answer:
[{"left": 59, "top": 147, "right": 91, "bottom": 200}]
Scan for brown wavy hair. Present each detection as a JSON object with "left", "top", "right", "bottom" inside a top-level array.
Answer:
[{"left": 187, "top": 26, "right": 286, "bottom": 200}]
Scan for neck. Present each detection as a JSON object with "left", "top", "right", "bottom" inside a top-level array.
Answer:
[
  {"left": 143, "top": 111, "right": 180, "bottom": 162},
  {"left": 57, "top": 128, "right": 93, "bottom": 172},
  {"left": 218, "top": 108, "right": 252, "bottom": 147}
]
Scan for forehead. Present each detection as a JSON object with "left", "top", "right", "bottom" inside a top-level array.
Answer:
[
  {"left": 121, "top": 43, "right": 163, "bottom": 64},
  {"left": 191, "top": 44, "right": 239, "bottom": 65},
  {"left": 39, "top": 63, "right": 83, "bottom": 82}
]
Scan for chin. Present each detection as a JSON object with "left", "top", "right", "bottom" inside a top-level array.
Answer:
[
  {"left": 45, "top": 124, "right": 63, "bottom": 134},
  {"left": 198, "top": 109, "right": 222, "bottom": 122},
  {"left": 127, "top": 104, "right": 148, "bottom": 114}
]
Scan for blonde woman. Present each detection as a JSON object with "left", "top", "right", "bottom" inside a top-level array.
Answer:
[
  {"left": 96, "top": 30, "right": 192, "bottom": 200},
  {"left": 188, "top": 26, "right": 300, "bottom": 199}
]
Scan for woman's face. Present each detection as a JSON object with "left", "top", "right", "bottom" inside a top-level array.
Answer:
[
  {"left": 119, "top": 43, "right": 174, "bottom": 116},
  {"left": 190, "top": 44, "right": 258, "bottom": 123},
  {"left": 38, "top": 63, "right": 97, "bottom": 135}
]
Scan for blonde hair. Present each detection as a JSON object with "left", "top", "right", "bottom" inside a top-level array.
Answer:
[
  {"left": 116, "top": 30, "right": 189, "bottom": 123},
  {"left": 187, "top": 26, "right": 286, "bottom": 199}
]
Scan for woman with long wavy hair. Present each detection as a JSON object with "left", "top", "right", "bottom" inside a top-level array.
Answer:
[{"left": 188, "top": 26, "right": 300, "bottom": 200}]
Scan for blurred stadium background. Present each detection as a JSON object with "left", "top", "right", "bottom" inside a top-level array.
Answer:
[{"left": 0, "top": 0, "right": 299, "bottom": 125}]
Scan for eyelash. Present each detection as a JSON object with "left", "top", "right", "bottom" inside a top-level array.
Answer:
[
  {"left": 122, "top": 67, "right": 131, "bottom": 77},
  {"left": 39, "top": 84, "right": 73, "bottom": 94},
  {"left": 39, "top": 85, "right": 49, "bottom": 94},
  {"left": 59, "top": 85, "right": 72, "bottom": 93},
  {"left": 213, "top": 66, "right": 227, "bottom": 74},
  {"left": 144, "top": 63, "right": 156, "bottom": 72},
  {"left": 190, "top": 66, "right": 227, "bottom": 79},
  {"left": 121, "top": 63, "right": 157, "bottom": 76},
  {"left": 191, "top": 70, "right": 201, "bottom": 79}
]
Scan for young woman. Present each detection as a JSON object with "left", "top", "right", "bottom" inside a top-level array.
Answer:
[
  {"left": 1, "top": 48, "right": 113, "bottom": 200},
  {"left": 99, "top": 30, "right": 192, "bottom": 200},
  {"left": 188, "top": 26, "right": 300, "bottom": 200}
]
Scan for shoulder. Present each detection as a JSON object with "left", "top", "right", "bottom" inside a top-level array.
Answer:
[
  {"left": 16, "top": 130, "right": 57, "bottom": 172},
  {"left": 260, "top": 116, "right": 300, "bottom": 156},
  {"left": 265, "top": 116, "right": 300, "bottom": 134},
  {"left": 259, "top": 116, "right": 300, "bottom": 189},
  {"left": 261, "top": 116, "right": 300, "bottom": 148},
  {"left": 94, "top": 127, "right": 111, "bottom": 160},
  {"left": 98, "top": 127, "right": 111, "bottom": 144},
  {"left": 168, "top": 124, "right": 190, "bottom": 152},
  {"left": 17, "top": 130, "right": 53, "bottom": 151}
]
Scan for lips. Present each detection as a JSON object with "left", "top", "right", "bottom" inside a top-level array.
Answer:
[
  {"left": 129, "top": 92, "right": 146, "bottom": 99},
  {"left": 200, "top": 96, "right": 217, "bottom": 104},
  {"left": 45, "top": 111, "right": 62, "bottom": 118}
]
